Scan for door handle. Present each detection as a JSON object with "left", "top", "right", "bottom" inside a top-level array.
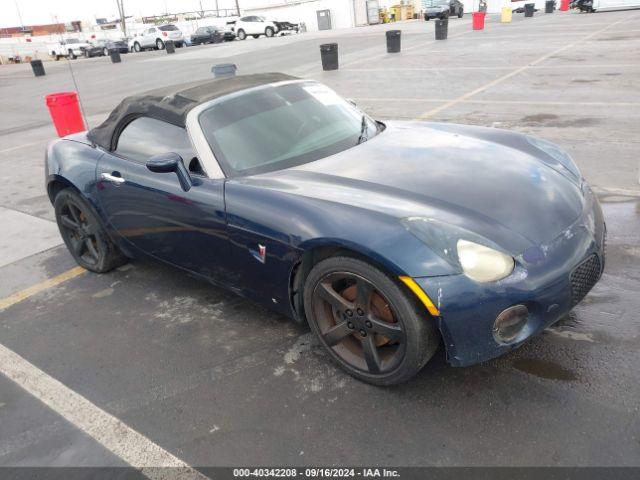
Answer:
[{"left": 101, "top": 172, "right": 125, "bottom": 185}]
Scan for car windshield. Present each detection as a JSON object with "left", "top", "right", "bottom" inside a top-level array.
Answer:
[
  {"left": 424, "top": 0, "right": 448, "bottom": 6},
  {"left": 158, "top": 25, "right": 178, "bottom": 31},
  {"left": 199, "top": 81, "right": 380, "bottom": 177}
]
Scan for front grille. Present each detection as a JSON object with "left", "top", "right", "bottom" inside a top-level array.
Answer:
[{"left": 570, "top": 254, "right": 602, "bottom": 306}]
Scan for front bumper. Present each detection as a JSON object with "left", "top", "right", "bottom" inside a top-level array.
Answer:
[{"left": 415, "top": 186, "right": 605, "bottom": 366}]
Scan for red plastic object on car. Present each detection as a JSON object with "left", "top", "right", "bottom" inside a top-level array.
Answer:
[
  {"left": 472, "top": 12, "right": 486, "bottom": 30},
  {"left": 559, "top": 0, "right": 570, "bottom": 10},
  {"left": 45, "top": 92, "right": 86, "bottom": 137}
]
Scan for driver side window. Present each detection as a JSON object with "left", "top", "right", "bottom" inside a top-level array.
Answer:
[{"left": 114, "top": 117, "right": 203, "bottom": 174}]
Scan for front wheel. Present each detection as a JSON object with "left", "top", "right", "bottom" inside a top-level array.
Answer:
[
  {"left": 68, "top": 50, "right": 76, "bottom": 59},
  {"left": 134, "top": 42, "right": 141, "bottom": 52},
  {"left": 237, "top": 29, "right": 246, "bottom": 40},
  {"left": 303, "top": 256, "right": 439, "bottom": 386},
  {"left": 54, "top": 189, "right": 127, "bottom": 273},
  {"left": 103, "top": 47, "right": 109, "bottom": 56},
  {"left": 265, "top": 26, "right": 275, "bottom": 37},
  {"left": 458, "top": 9, "right": 464, "bottom": 18}
]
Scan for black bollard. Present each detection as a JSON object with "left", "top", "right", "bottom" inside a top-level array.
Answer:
[
  {"left": 320, "top": 43, "right": 338, "bottom": 71},
  {"left": 435, "top": 18, "right": 448, "bottom": 40},
  {"left": 525, "top": 3, "right": 535, "bottom": 16},
  {"left": 30, "top": 59, "right": 45, "bottom": 77},
  {"left": 545, "top": 0, "right": 555, "bottom": 12},
  {"left": 386, "top": 30, "right": 401, "bottom": 53},
  {"left": 109, "top": 49, "right": 121, "bottom": 63},
  {"left": 165, "top": 40, "right": 175, "bottom": 54}
]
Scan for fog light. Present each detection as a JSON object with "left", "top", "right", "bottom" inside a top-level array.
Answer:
[{"left": 493, "top": 305, "right": 529, "bottom": 343}]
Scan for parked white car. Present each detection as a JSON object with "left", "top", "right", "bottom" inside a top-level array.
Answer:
[
  {"left": 48, "top": 38, "right": 91, "bottom": 60},
  {"left": 129, "top": 24, "right": 185, "bottom": 52},
  {"left": 232, "top": 16, "right": 297, "bottom": 40}
]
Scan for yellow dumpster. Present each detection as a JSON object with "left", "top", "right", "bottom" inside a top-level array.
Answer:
[{"left": 501, "top": 6, "right": 512, "bottom": 23}]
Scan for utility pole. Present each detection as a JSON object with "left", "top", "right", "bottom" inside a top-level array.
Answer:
[
  {"left": 235, "top": 0, "right": 241, "bottom": 16},
  {"left": 115, "top": 0, "right": 127, "bottom": 37},
  {"left": 13, "top": 0, "right": 25, "bottom": 31}
]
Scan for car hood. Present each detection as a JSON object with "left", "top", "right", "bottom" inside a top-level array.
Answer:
[{"left": 246, "top": 121, "right": 586, "bottom": 255}]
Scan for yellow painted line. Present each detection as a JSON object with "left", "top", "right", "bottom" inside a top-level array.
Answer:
[
  {"left": 0, "top": 266, "right": 86, "bottom": 312},
  {"left": 419, "top": 14, "right": 639, "bottom": 120},
  {"left": 399, "top": 276, "right": 440, "bottom": 317}
]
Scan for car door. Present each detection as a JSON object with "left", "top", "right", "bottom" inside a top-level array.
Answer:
[
  {"left": 246, "top": 17, "right": 261, "bottom": 34},
  {"left": 94, "top": 116, "right": 231, "bottom": 280},
  {"left": 143, "top": 28, "right": 156, "bottom": 47}
]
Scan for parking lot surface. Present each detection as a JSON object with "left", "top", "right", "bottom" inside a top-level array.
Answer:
[{"left": 1, "top": 10, "right": 639, "bottom": 470}]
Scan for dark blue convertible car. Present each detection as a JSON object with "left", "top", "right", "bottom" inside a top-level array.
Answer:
[{"left": 46, "top": 73, "right": 606, "bottom": 385}]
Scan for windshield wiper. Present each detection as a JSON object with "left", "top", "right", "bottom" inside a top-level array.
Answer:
[{"left": 357, "top": 115, "right": 368, "bottom": 145}]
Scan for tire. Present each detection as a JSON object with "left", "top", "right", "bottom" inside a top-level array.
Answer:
[
  {"left": 303, "top": 256, "right": 439, "bottom": 386},
  {"left": 265, "top": 26, "right": 275, "bottom": 37},
  {"left": 134, "top": 42, "right": 141, "bottom": 52},
  {"left": 54, "top": 189, "right": 127, "bottom": 273},
  {"left": 425, "top": 16, "right": 430, "bottom": 21},
  {"left": 103, "top": 47, "right": 109, "bottom": 56},
  {"left": 237, "top": 29, "right": 246, "bottom": 40},
  {"left": 458, "top": 9, "right": 464, "bottom": 18},
  {"left": 68, "top": 50, "right": 76, "bottom": 60},
  {"left": 84, "top": 50, "right": 90, "bottom": 58},
  {"left": 176, "top": 42, "right": 183, "bottom": 48},
  {"left": 156, "top": 39, "right": 165, "bottom": 50}
]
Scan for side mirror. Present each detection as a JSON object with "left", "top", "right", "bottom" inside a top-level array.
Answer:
[{"left": 146, "top": 152, "right": 193, "bottom": 192}]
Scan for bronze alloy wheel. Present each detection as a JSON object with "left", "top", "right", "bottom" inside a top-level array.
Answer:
[
  {"left": 54, "top": 189, "right": 127, "bottom": 273},
  {"left": 304, "top": 256, "right": 439, "bottom": 385},
  {"left": 58, "top": 198, "right": 103, "bottom": 267},
  {"left": 312, "top": 272, "right": 406, "bottom": 374}
]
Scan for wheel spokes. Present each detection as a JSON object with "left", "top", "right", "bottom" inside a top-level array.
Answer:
[
  {"left": 355, "top": 278, "right": 373, "bottom": 312},
  {"left": 368, "top": 315, "right": 403, "bottom": 342},
  {"left": 323, "top": 321, "right": 352, "bottom": 347},
  {"left": 317, "top": 281, "right": 353, "bottom": 311},
  {"left": 362, "top": 335, "right": 382, "bottom": 374},
  {"left": 84, "top": 238, "right": 99, "bottom": 262},
  {"left": 72, "top": 238, "right": 85, "bottom": 256},
  {"left": 60, "top": 214, "right": 80, "bottom": 231}
]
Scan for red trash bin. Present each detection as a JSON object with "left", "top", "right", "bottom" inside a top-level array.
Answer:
[
  {"left": 45, "top": 92, "right": 86, "bottom": 137},
  {"left": 472, "top": 12, "right": 486, "bottom": 30},
  {"left": 559, "top": 0, "right": 570, "bottom": 10}
]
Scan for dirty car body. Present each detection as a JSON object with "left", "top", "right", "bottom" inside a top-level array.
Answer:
[{"left": 45, "top": 74, "right": 605, "bottom": 377}]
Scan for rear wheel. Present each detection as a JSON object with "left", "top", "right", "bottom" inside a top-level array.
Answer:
[
  {"left": 54, "top": 189, "right": 127, "bottom": 273},
  {"left": 237, "top": 29, "right": 246, "bottom": 40},
  {"left": 134, "top": 42, "right": 141, "bottom": 52},
  {"left": 103, "top": 47, "right": 109, "bottom": 56},
  {"left": 68, "top": 50, "right": 76, "bottom": 59},
  {"left": 303, "top": 256, "right": 439, "bottom": 386},
  {"left": 156, "top": 39, "right": 165, "bottom": 50},
  {"left": 458, "top": 9, "right": 464, "bottom": 17},
  {"left": 265, "top": 26, "right": 275, "bottom": 37}
]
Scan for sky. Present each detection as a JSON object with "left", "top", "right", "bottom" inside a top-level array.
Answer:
[{"left": 1, "top": 0, "right": 240, "bottom": 27}]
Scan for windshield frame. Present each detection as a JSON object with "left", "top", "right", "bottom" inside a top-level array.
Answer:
[{"left": 192, "top": 80, "right": 381, "bottom": 179}]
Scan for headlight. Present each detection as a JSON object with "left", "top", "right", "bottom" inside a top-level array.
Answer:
[
  {"left": 401, "top": 217, "right": 515, "bottom": 283},
  {"left": 457, "top": 240, "right": 515, "bottom": 283},
  {"left": 526, "top": 135, "right": 581, "bottom": 181}
]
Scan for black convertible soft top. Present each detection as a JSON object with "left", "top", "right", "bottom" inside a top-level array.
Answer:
[{"left": 87, "top": 72, "right": 297, "bottom": 151}]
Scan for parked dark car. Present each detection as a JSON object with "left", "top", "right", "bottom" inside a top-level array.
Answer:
[
  {"left": 190, "top": 26, "right": 225, "bottom": 45},
  {"left": 424, "top": 0, "right": 464, "bottom": 19},
  {"left": 45, "top": 74, "right": 605, "bottom": 386},
  {"left": 84, "top": 39, "right": 129, "bottom": 58}
]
